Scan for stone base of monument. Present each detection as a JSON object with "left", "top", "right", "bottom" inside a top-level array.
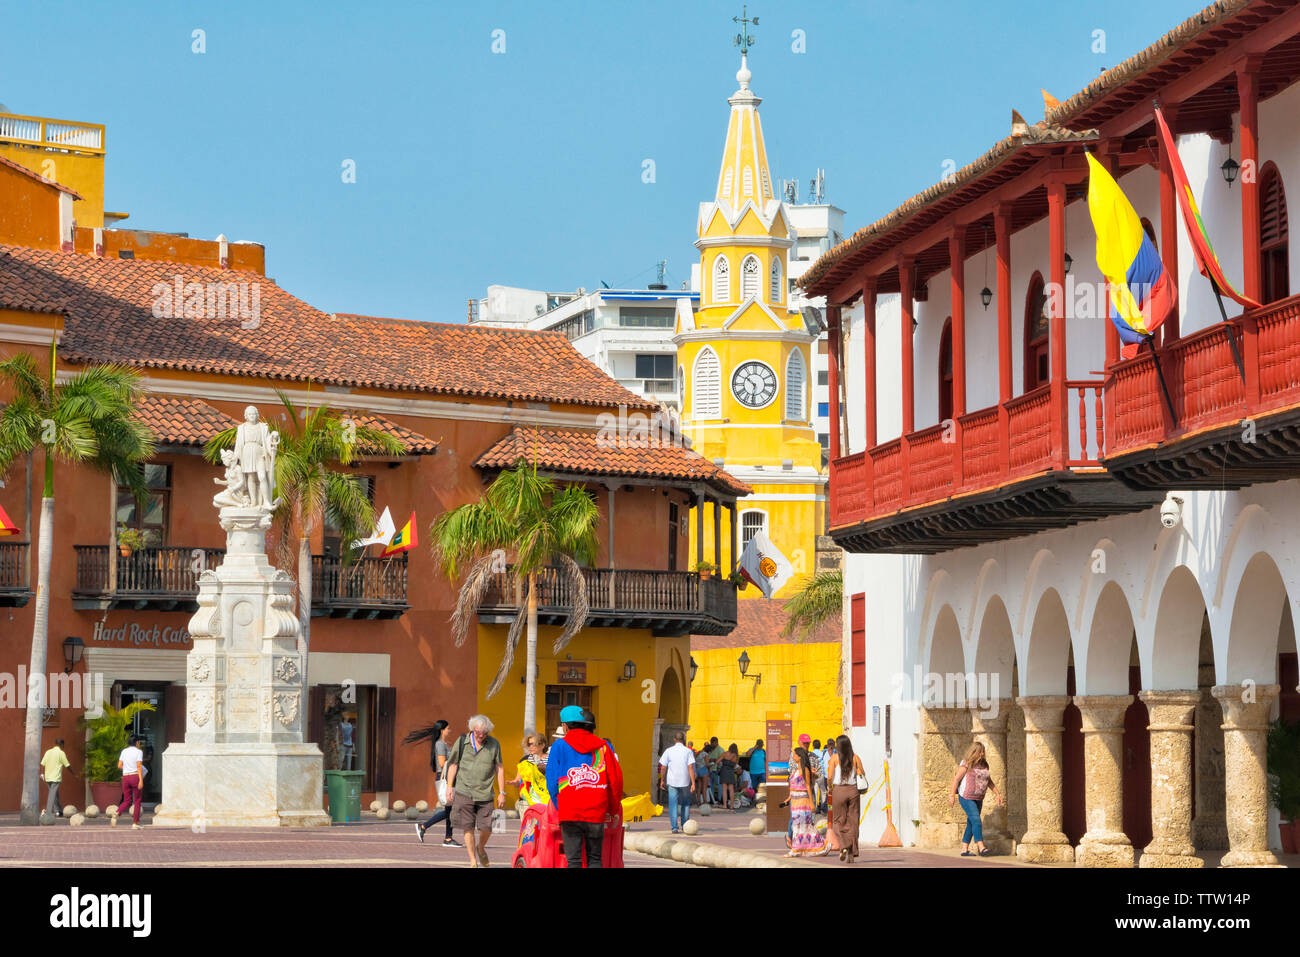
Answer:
[{"left": 152, "top": 743, "right": 330, "bottom": 828}]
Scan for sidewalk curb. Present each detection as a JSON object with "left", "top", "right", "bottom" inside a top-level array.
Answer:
[{"left": 623, "top": 831, "right": 826, "bottom": 868}]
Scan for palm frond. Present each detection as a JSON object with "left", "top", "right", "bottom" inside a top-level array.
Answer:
[
  {"left": 551, "top": 552, "right": 589, "bottom": 655},
  {"left": 449, "top": 554, "right": 499, "bottom": 648},
  {"left": 485, "top": 591, "right": 529, "bottom": 699},
  {"left": 780, "top": 568, "right": 844, "bottom": 641}
]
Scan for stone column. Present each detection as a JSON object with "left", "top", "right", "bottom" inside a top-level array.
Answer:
[
  {"left": 1138, "top": 691, "right": 1203, "bottom": 868},
  {"left": 917, "top": 706, "right": 971, "bottom": 848},
  {"left": 970, "top": 700, "right": 1013, "bottom": 854},
  {"left": 1015, "top": 695, "right": 1074, "bottom": 863},
  {"left": 1192, "top": 643, "right": 1227, "bottom": 849},
  {"left": 1073, "top": 695, "right": 1134, "bottom": 867},
  {"left": 1212, "top": 684, "right": 1283, "bottom": 867}
]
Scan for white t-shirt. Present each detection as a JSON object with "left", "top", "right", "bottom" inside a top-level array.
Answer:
[
  {"left": 659, "top": 742, "right": 695, "bottom": 788},
  {"left": 119, "top": 746, "right": 144, "bottom": 775}
]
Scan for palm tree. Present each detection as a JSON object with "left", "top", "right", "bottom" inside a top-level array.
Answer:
[
  {"left": 206, "top": 390, "right": 403, "bottom": 690},
  {"left": 432, "top": 459, "right": 599, "bottom": 735},
  {"left": 781, "top": 568, "right": 844, "bottom": 641},
  {"left": 0, "top": 343, "right": 155, "bottom": 825}
]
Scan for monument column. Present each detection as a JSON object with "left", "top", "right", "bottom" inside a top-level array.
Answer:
[
  {"left": 1212, "top": 684, "right": 1282, "bottom": 867},
  {"left": 1139, "top": 690, "right": 1203, "bottom": 868},
  {"left": 1074, "top": 695, "right": 1134, "bottom": 868},
  {"left": 970, "top": 701, "right": 1013, "bottom": 854},
  {"left": 1015, "top": 695, "right": 1074, "bottom": 863}
]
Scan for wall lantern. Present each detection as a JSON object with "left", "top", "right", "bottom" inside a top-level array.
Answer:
[
  {"left": 1221, "top": 156, "right": 1240, "bottom": 187},
  {"left": 1063, "top": 252, "right": 1073, "bottom": 275},
  {"left": 689, "top": 656, "right": 698, "bottom": 682},
  {"left": 980, "top": 286, "right": 993, "bottom": 309},
  {"left": 737, "top": 650, "right": 762, "bottom": 687},
  {"left": 62, "top": 636, "right": 84, "bottom": 674},
  {"left": 617, "top": 660, "right": 637, "bottom": 682}
]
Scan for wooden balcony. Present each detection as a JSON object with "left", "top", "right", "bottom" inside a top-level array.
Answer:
[
  {"left": 310, "top": 555, "right": 409, "bottom": 620},
  {"left": 0, "top": 542, "right": 31, "bottom": 607},
  {"left": 478, "top": 565, "right": 738, "bottom": 637},
  {"left": 1103, "top": 295, "right": 1300, "bottom": 489},
  {"left": 72, "top": 547, "right": 408, "bottom": 618},
  {"left": 830, "top": 381, "right": 1161, "bottom": 554}
]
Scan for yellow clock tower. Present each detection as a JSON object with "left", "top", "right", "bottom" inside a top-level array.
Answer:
[{"left": 675, "top": 53, "right": 824, "bottom": 599}]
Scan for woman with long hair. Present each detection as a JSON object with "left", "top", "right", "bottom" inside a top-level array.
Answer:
[
  {"left": 507, "top": 731, "right": 550, "bottom": 806},
  {"left": 405, "top": 719, "right": 461, "bottom": 847},
  {"left": 783, "top": 746, "right": 826, "bottom": 857},
  {"left": 948, "top": 741, "right": 1004, "bottom": 857},
  {"left": 719, "top": 744, "right": 740, "bottom": 810},
  {"left": 826, "top": 734, "right": 865, "bottom": 863}
]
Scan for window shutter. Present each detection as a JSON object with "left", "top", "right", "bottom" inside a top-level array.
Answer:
[
  {"left": 770, "top": 257, "right": 782, "bottom": 303},
  {"left": 307, "top": 684, "right": 324, "bottom": 745},
  {"left": 851, "top": 593, "right": 867, "bottom": 727},
  {"left": 712, "top": 256, "right": 730, "bottom": 303},
  {"left": 785, "top": 350, "right": 805, "bottom": 420},
  {"left": 373, "top": 686, "right": 396, "bottom": 792},
  {"left": 741, "top": 256, "right": 761, "bottom": 300},
  {"left": 1261, "top": 166, "right": 1288, "bottom": 250},
  {"left": 693, "top": 349, "right": 721, "bottom": 417},
  {"left": 743, "top": 167, "right": 754, "bottom": 198},
  {"left": 722, "top": 167, "right": 733, "bottom": 200}
]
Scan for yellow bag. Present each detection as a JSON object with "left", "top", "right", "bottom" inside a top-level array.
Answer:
[
  {"left": 620, "top": 792, "right": 663, "bottom": 822},
  {"left": 518, "top": 759, "right": 549, "bottom": 805}
]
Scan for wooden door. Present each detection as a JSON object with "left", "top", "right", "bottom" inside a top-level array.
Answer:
[
  {"left": 668, "top": 503, "right": 679, "bottom": 570},
  {"left": 545, "top": 685, "right": 593, "bottom": 739},
  {"left": 1121, "top": 665, "right": 1153, "bottom": 849},
  {"left": 1061, "top": 667, "right": 1085, "bottom": 846}
]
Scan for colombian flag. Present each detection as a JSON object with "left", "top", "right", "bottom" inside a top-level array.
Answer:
[
  {"left": 1086, "top": 152, "right": 1177, "bottom": 359},
  {"left": 381, "top": 511, "right": 417, "bottom": 556},
  {"left": 0, "top": 503, "right": 18, "bottom": 536}
]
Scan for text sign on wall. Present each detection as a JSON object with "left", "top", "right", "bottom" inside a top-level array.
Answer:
[
  {"left": 765, "top": 711, "right": 792, "bottom": 779},
  {"left": 557, "top": 661, "right": 587, "bottom": 684},
  {"left": 90, "top": 620, "right": 192, "bottom": 649}
]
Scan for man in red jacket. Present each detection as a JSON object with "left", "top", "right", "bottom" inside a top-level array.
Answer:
[{"left": 544, "top": 706, "right": 623, "bottom": 867}]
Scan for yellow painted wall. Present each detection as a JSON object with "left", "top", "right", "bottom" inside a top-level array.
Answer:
[
  {"left": 476, "top": 623, "right": 689, "bottom": 799},
  {"left": 0, "top": 145, "right": 105, "bottom": 228},
  {"left": 688, "top": 642, "right": 842, "bottom": 749}
]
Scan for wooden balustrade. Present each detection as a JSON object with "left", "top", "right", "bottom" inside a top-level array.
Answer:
[
  {"left": 0, "top": 542, "right": 28, "bottom": 593},
  {"left": 311, "top": 555, "right": 408, "bottom": 609},
  {"left": 74, "top": 545, "right": 223, "bottom": 597}
]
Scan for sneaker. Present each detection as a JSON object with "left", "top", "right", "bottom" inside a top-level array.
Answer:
[
  {"left": 415, "top": 822, "right": 425, "bottom": 844},
  {"left": 131, "top": 823, "right": 141, "bottom": 830},
  {"left": 442, "top": 836, "right": 462, "bottom": 848},
  {"left": 478, "top": 849, "right": 490, "bottom": 868},
  {"left": 671, "top": 828, "right": 680, "bottom": 834}
]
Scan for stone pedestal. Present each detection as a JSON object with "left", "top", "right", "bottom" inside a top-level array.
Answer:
[
  {"left": 1138, "top": 691, "right": 1202, "bottom": 868},
  {"left": 1212, "top": 684, "right": 1282, "bottom": 867},
  {"left": 917, "top": 706, "right": 971, "bottom": 848},
  {"left": 1074, "top": 695, "right": 1134, "bottom": 868},
  {"left": 971, "top": 701, "right": 1014, "bottom": 854},
  {"left": 1015, "top": 695, "right": 1074, "bottom": 864},
  {"left": 153, "top": 504, "right": 329, "bottom": 828}
]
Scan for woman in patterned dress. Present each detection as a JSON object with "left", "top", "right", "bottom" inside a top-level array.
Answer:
[{"left": 783, "top": 746, "right": 826, "bottom": 857}]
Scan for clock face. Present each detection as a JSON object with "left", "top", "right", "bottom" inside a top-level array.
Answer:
[{"left": 730, "top": 361, "right": 779, "bottom": 409}]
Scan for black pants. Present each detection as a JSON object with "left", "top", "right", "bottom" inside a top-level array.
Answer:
[
  {"left": 419, "top": 804, "right": 453, "bottom": 839},
  {"left": 561, "top": 821, "right": 604, "bottom": 868}
]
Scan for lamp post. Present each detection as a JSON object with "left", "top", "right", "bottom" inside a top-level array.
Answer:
[
  {"left": 689, "top": 656, "right": 698, "bottom": 683},
  {"left": 737, "top": 650, "right": 761, "bottom": 687},
  {"left": 1221, "top": 156, "right": 1240, "bottom": 187}
]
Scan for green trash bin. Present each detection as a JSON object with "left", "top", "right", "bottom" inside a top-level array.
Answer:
[{"left": 324, "top": 770, "right": 364, "bottom": 824}]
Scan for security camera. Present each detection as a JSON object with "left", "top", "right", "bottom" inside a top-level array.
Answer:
[{"left": 1160, "top": 493, "right": 1184, "bottom": 529}]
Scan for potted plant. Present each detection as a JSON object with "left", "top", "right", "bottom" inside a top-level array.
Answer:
[
  {"left": 80, "top": 700, "right": 156, "bottom": 809},
  {"left": 694, "top": 560, "right": 715, "bottom": 580},
  {"left": 728, "top": 567, "right": 748, "bottom": 590},
  {"left": 116, "top": 526, "right": 147, "bottom": 558},
  {"left": 1266, "top": 718, "right": 1300, "bottom": 854}
]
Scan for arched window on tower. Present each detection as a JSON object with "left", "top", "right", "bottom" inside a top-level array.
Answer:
[
  {"left": 1261, "top": 161, "right": 1289, "bottom": 303},
  {"left": 722, "top": 167, "right": 734, "bottom": 201},
  {"left": 739, "top": 508, "right": 768, "bottom": 551},
  {"left": 770, "top": 257, "right": 782, "bottom": 303},
  {"left": 712, "top": 256, "right": 731, "bottom": 303},
  {"left": 676, "top": 365, "right": 685, "bottom": 409},
  {"left": 741, "top": 255, "right": 761, "bottom": 301},
  {"left": 938, "top": 318, "right": 954, "bottom": 423},
  {"left": 1024, "top": 271, "right": 1050, "bottom": 392},
  {"left": 785, "top": 349, "right": 806, "bottom": 420},
  {"left": 743, "top": 167, "right": 754, "bottom": 198},
  {"left": 693, "top": 347, "right": 721, "bottom": 418}
]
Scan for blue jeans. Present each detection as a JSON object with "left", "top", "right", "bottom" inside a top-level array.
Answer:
[
  {"left": 667, "top": 785, "right": 692, "bottom": 830},
  {"left": 750, "top": 772, "right": 765, "bottom": 791},
  {"left": 958, "top": 796, "right": 983, "bottom": 844}
]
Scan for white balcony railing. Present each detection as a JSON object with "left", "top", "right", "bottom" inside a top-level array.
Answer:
[{"left": 0, "top": 112, "right": 104, "bottom": 154}]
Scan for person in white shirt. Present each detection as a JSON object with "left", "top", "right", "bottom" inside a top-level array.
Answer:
[
  {"left": 115, "top": 736, "right": 146, "bottom": 829},
  {"left": 657, "top": 731, "right": 697, "bottom": 834}
]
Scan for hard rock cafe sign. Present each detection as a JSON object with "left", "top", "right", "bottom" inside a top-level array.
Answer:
[{"left": 90, "top": 620, "right": 192, "bottom": 649}]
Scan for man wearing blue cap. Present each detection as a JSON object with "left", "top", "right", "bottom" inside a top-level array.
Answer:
[{"left": 545, "top": 705, "right": 624, "bottom": 867}]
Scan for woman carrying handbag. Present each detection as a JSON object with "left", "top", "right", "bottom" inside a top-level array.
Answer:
[{"left": 825, "top": 734, "right": 867, "bottom": 863}]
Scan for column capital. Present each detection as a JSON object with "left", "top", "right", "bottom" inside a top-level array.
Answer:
[
  {"left": 970, "top": 701, "right": 1012, "bottom": 734},
  {"left": 1073, "top": 694, "right": 1133, "bottom": 733},
  {"left": 1139, "top": 689, "right": 1200, "bottom": 731},
  {"left": 1212, "top": 683, "right": 1280, "bottom": 730},
  {"left": 919, "top": 705, "right": 971, "bottom": 736}
]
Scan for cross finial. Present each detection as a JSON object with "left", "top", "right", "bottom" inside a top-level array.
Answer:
[{"left": 733, "top": 5, "right": 758, "bottom": 57}]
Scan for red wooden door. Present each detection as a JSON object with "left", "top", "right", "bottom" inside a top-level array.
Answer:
[{"left": 1061, "top": 667, "right": 1085, "bottom": 845}]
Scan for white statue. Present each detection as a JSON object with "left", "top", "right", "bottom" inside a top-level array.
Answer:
[
  {"left": 231, "top": 405, "right": 280, "bottom": 509},
  {"left": 213, "top": 449, "right": 250, "bottom": 508}
]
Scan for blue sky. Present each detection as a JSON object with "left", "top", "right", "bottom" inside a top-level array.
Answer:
[{"left": 3, "top": 0, "right": 1198, "bottom": 321}]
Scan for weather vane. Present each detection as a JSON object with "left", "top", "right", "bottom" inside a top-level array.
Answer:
[{"left": 733, "top": 5, "right": 758, "bottom": 56}]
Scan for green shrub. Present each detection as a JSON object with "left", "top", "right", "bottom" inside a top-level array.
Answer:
[
  {"left": 1265, "top": 718, "right": 1300, "bottom": 821},
  {"left": 79, "top": 701, "right": 156, "bottom": 783}
]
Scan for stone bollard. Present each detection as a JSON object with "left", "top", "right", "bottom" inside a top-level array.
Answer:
[
  {"left": 370, "top": 800, "right": 382, "bottom": 812},
  {"left": 669, "top": 841, "right": 698, "bottom": 863},
  {"left": 698, "top": 804, "right": 712, "bottom": 817},
  {"left": 683, "top": 819, "right": 699, "bottom": 836},
  {"left": 69, "top": 813, "right": 86, "bottom": 827},
  {"left": 62, "top": 804, "right": 77, "bottom": 817},
  {"left": 392, "top": 800, "right": 407, "bottom": 813},
  {"left": 749, "top": 817, "right": 765, "bottom": 835},
  {"left": 85, "top": 805, "right": 100, "bottom": 819},
  {"left": 416, "top": 800, "right": 429, "bottom": 813},
  {"left": 404, "top": 807, "right": 420, "bottom": 820},
  {"left": 376, "top": 807, "right": 390, "bottom": 820}
]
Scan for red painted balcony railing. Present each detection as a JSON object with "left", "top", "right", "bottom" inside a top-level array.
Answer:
[
  {"left": 1107, "top": 294, "right": 1300, "bottom": 458},
  {"left": 830, "top": 378, "right": 1106, "bottom": 528}
]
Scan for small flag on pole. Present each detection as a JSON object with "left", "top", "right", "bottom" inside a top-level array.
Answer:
[
  {"left": 737, "top": 529, "right": 792, "bottom": 599},
  {"left": 351, "top": 506, "right": 396, "bottom": 550},
  {"left": 0, "top": 503, "right": 18, "bottom": 536},
  {"left": 382, "top": 512, "right": 418, "bottom": 557}
]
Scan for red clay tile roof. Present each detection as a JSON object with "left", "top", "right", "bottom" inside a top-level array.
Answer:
[
  {"left": 475, "top": 426, "right": 752, "bottom": 498},
  {"left": 347, "top": 413, "right": 439, "bottom": 455},
  {"left": 691, "top": 598, "right": 841, "bottom": 650},
  {"left": 0, "top": 155, "right": 84, "bottom": 199},
  {"left": 134, "top": 393, "right": 236, "bottom": 447},
  {"left": 0, "top": 244, "right": 655, "bottom": 410}
]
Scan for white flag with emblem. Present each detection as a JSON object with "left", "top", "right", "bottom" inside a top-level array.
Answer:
[
  {"left": 737, "top": 529, "right": 793, "bottom": 599},
  {"left": 351, "top": 506, "right": 396, "bottom": 550}
]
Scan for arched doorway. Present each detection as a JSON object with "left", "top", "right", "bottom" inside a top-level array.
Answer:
[
  {"left": 1024, "top": 587, "right": 1081, "bottom": 846},
  {"left": 938, "top": 318, "right": 954, "bottom": 423},
  {"left": 1023, "top": 272, "right": 1049, "bottom": 393}
]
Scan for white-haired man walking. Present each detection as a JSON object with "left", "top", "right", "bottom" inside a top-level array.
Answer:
[{"left": 445, "top": 714, "right": 505, "bottom": 867}]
